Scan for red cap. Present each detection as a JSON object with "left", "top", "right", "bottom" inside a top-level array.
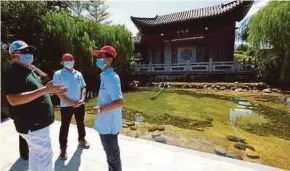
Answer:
[
  {"left": 92, "top": 46, "right": 117, "bottom": 58},
  {"left": 62, "top": 53, "right": 74, "bottom": 60}
]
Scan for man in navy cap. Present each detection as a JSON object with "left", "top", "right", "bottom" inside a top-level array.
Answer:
[
  {"left": 53, "top": 53, "right": 90, "bottom": 161},
  {"left": 2, "top": 40, "right": 66, "bottom": 171},
  {"left": 92, "top": 46, "right": 124, "bottom": 171}
]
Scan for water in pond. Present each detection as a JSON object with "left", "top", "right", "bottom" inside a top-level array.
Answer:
[{"left": 229, "top": 98, "right": 255, "bottom": 127}]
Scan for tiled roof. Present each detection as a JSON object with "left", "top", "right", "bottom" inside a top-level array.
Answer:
[
  {"left": 133, "top": 36, "right": 141, "bottom": 43},
  {"left": 131, "top": 0, "right": 253, "bottom": 27}
]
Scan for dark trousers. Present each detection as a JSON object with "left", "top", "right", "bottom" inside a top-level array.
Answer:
[
  {"left": 100, "top": 134, "right": 122, "bottom": 171},
  {"left": 59, "top": 105, "right": 86, "bottom": 149},
  {"left": 19, "top": 135, "right": 28, "bottom": 156}
]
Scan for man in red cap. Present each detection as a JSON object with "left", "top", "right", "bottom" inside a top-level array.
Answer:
[
  {"left": 53, "top": 53, "right": 90, "bottom": 161},
  {"left": 92, "top": 46, "right": 124, "bottom": 171}
]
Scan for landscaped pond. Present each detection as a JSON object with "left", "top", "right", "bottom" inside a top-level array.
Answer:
[{"left": 55, "top": 87, "right": 290, "bottom": 170}]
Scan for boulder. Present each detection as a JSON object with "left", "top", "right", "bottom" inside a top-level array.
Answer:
[
  {"left": 151, "top": 132, "right": 161, "bottom": 138},
  {"left": 220, "top": 86, "right": 226, "bottom": 90},
  {"left": 156, "top": 125, "right": 165, "bottom": 131},
  {"left": 263, "top": 88, "right": 272, "bottom": 93},
  {"left": 133, "top": 132, "right": 139, "bottom": 138},
  {"left": 271, "top": 88, "right": 281, "bottom": 93},
  {"left": 154, "top": 136, "right": 167, "bottom": 144},
  {"left": 235, "top": 88, "right": 243, "bottom": 92}
]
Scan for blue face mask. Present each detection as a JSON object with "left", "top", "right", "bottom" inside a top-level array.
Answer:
[
  {"left": 96, "top": 59, "right": 106, "bottom": 70},
  {"left": 63, "top": 61, "right": 74, "bottom": 69},
  {"left": 19, "top": 54, "right": 34, "bottom": 65}
]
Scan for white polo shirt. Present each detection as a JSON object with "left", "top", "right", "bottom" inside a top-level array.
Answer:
[{"left": 53, "top": 68, "right": 86, "bottom": 107}]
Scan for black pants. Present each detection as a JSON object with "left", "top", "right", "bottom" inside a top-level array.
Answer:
[
  {"left": 59, "top": 105, "right": 86, "bottom": 149},
  {"left": 19, "top": 135, "right": 28, "bottom": 156},
  {"left": 100, "top": 134, "right": 122, "bottom": 171}
]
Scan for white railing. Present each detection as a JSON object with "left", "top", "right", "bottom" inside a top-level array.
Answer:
[
  {"left": 136, "top": 59, "right": 255, "bottom": 73},
  {"left": 169, "top": 63, "right": 187, "bottom": 72},
  {"left": 212, "top": 61, "right": 235, "bottom": 72},
  {"left": 189, "top": 62, "right": 210, "bottom": 72}
]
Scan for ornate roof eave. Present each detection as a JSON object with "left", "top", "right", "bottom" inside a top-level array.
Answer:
[{"left": 131, "top": 0, "right": 253, "bottom": 30}]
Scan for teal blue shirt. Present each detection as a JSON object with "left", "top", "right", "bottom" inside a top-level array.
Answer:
[
  {"left": 94, "top": 67, "right": 123, "bottom": 134},
  {"left": 53, "top": 68, "right": 86, "bottom": 107}
]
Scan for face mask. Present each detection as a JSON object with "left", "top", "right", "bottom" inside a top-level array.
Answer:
[
  {"left": 96, "top": 59, "right": 106, "bottom": 70},
  {"left": 19, "top": 54, "right": 34, "bottom": 65},
  {"left": 63, "top": 61, "right": 74, "bottom": 69}
]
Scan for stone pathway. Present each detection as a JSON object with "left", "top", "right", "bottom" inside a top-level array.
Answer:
[{"left": 0, "top": 120, "right": 284, "bottom": 171}]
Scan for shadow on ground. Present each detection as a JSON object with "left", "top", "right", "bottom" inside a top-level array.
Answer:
[
  {"left": 8, "top": 158, "right": 28, "bottom": 171},
  {"left": 55, "top": 146, "right": 84, "bottom": 171}
]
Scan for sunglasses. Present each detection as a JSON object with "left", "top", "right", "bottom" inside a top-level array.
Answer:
[
  {"left": 97, "top": 53, "right": 113, "bottom": 59},
  {"left": 14, "top": 48, "right": 33, "bottom": 54}
]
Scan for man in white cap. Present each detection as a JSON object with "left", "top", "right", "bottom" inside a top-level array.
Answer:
[
  {"left": 92, "top": 46, "right": 124, "bottom": 171},
  {"left": 2, "top": 40, "right": 66, "bottom": 171}
]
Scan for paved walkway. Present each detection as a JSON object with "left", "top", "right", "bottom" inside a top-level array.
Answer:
[{"left": 0, "top": 120, "right": 284, "bottom": 171}]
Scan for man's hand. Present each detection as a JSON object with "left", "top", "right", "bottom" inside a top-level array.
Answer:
[
  {"left": 44, "top": 81, "right": 67, "bottom": 95},
  {"left": 73, "top": 99, "right": 85, "bottom": 108},
  {"left": 92, "top": 106, "right": 101, "bottom": 115}
]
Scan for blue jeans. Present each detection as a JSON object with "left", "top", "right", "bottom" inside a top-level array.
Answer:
[{"left": 100, "top": 134, "right": 122, "bottom": 171}]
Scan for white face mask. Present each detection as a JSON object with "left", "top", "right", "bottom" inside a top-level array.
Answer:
[{"left": 63, "top": 61, "right": 74, "bottom": 69}]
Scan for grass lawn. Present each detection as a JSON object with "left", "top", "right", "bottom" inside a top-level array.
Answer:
[{"left": 54, "top": 88, "right": 290, "bottom": 170}]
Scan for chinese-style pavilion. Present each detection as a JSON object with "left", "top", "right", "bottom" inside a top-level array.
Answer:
[{"left": 131, "top": 0, "right": 254, "bottom": 75}]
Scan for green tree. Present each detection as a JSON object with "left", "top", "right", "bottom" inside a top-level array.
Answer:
[
  {"left": 86, "top": 0, "right": 111, "bottom": 24},
  {"left": 248, "top": 1, "right": 290, "bottom": 86},
  {"left": 44, "top": 12, "right": 135, "bottom": 88}
]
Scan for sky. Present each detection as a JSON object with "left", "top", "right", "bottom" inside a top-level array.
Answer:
[{"left": 106, "top": 0, "right": 270, "bottom": 36}]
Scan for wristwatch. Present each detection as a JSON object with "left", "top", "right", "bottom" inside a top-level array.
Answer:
[{"left": 97, "top": 107, "right": 101, "bottom": 113}]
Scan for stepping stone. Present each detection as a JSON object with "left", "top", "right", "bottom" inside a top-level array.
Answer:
[
  {"left": 195, "top": 127, "right": 204, "bottom": 131},
  {"left": 246, "top": 150, "right": 260, "bottom": 159},
  {"left": 225, "top": 152, "right": 243, "bottom": 160},
  {"left": 214, "top": 147, "right": 226, "bottom": 156},
  {"left": 226, "top": 135, "right": 246, "bottom": 143},
  {"left": 234, "top": 143, "right": 255, "bottom": 151}
]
